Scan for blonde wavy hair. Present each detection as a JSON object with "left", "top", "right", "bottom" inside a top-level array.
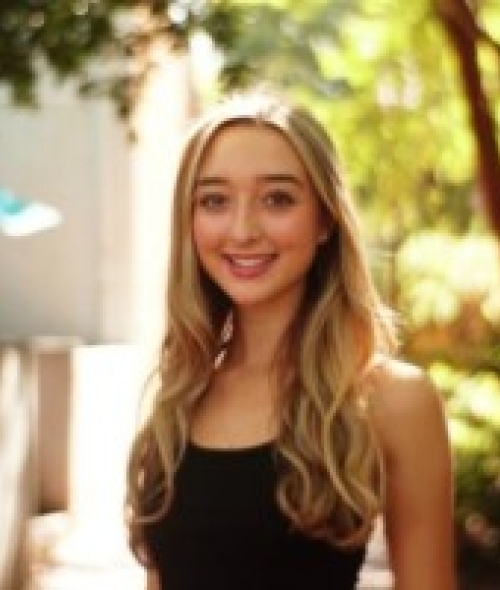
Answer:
[{"left": 126, "top": 88, "right": 397, "bottom": 561}]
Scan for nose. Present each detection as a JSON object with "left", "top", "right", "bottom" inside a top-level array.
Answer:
[{"left": 230, "top": 199, "right": 261, "bottom": 242}]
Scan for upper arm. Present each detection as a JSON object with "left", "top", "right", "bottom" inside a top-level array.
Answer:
[
  {"left": 146, "top": 569, "right": 161, "bottom": 590},
  {"left": 369, "top": 360, "right": 456, "bottom": 590}
]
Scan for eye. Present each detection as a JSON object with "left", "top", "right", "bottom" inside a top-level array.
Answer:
[
  {"left": 195, "top": 193, "right": 229, "bottom": 210},
  {"left": 263, "top": 190, "right": 296, "bottom": 208}
]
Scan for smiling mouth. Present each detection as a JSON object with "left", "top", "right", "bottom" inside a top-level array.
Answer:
[{"left": 223, "top": 254, "right": 277, "bottom": 277}]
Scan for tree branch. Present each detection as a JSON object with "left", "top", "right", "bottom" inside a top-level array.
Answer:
[
  {"left": 434, "top": 0, "right": 500, "bottom": 240},
  {"left": 435, "top": 0, "right": 500, "bottom": 57}
]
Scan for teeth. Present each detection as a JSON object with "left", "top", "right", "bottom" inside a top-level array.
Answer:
[{"left": 229, "top": 256, "right": 271, "bottom": 267}]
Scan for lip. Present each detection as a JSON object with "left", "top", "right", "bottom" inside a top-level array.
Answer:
[{"left": 223, "top": 253, "right": 277, "bottom": 279}]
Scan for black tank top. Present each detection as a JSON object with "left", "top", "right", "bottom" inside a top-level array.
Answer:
[{"left": 144, "top": 440, "right": 366, "bottom": 589}]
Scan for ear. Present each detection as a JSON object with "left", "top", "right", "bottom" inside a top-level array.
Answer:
[
  {"left": 317, "top": 206, "right": 335, "bottom": 245},
  {"left": 317, "top": 229, "right": 330, "bottom": 245}
]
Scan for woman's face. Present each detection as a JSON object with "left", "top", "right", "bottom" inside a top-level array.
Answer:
[{"left": 192, "top": 123, "right": 327, "bottom": 316}]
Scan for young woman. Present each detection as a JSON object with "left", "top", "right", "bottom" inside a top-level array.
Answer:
[{"left": 126, "top": 89, "right": 456, "bottom": 589}]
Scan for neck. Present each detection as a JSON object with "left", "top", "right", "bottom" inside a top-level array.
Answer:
[{"left": 227, "top": 304, "right": 298, "bottom": 372}]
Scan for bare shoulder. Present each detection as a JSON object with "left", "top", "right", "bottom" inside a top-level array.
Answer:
[
  {"left": 362, "top": 358, "right": 456, "bottom": 588},
  {"left": 364, "top": 355, "right": 442, "bottom": 414},
  {"left": 363, "top": 356, "right": 447, "bottom": 463}
]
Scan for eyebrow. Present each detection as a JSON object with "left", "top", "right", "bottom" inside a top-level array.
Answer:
[{"left": 195, "top": 173, "right": 304, "bottom": 187}]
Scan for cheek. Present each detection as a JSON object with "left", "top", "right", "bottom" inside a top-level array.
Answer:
[
  {"left": 267, "top": 213, "right": 321, "bottom": 250},
  {"left": 192, "top": 214, "right": 224, "bottom": 253}
]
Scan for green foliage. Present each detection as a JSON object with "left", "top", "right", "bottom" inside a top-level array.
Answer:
[
  {"left": 0, "top": 1, "right": 219, "bottom": 114},
  {"left": 429, "top": 363, "right": 500, "bottom": 577},
  {"left": 395, "top": 231, "right": 500, "bottom": 379},
  {"left": 398, "top": 232, "right": 500, "bottom": 328},
  {"left": 400, "top": 230, "right": 500, "bottom": 580},
  {"left": 208, "top": 1, "right": 352, "bottom": 91},
  {"left": 0, "top": 0, "right": 134, "bottom": 104},
  {"left": 291, "top": 0, "right": 482, "bottom": 240},
  {"left": 1, "top": 0, "right": 498, "bottom": 237}
]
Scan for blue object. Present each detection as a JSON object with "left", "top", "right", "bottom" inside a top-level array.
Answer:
[{"left": 0, "top": 187, "right": 62, "bottom": 237}]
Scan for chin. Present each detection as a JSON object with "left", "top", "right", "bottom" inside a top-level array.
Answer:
[
  {"left": 223, "top": 284, "right": 304, "bottom": 314},
  {"left": 226, "top": 294, "right": 270, "bottom": 308}
]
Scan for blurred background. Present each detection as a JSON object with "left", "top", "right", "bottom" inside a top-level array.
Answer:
[{"left": 0, "top": 1, "right": 499, "bottom": 589}]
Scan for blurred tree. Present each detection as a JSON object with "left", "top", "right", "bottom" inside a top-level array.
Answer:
[
  {"left": 0, "top": 0, "right": 351, "bottom": 116},
  {"left": 0, "top": 0, "right": 498, "bottom": 237},
  {"left": 276, "top": 0, "right": 500, "bottom": 243},
  {"left": 0, "top": 0, "right": 211, "bottom": 116}
]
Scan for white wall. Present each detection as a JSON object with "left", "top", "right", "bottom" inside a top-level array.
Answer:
[
  {"left": 0, "top": 52, "right": 194, "bottom": 350},
  {"left": 129, "top": 48, "right": 196, "bottom": 358},
  {"left": 0, "top": 94, "right": 114, "bottom": 342}
]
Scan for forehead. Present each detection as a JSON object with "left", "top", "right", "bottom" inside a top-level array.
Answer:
[{"left": 197, "top": 122, "right": 309, "bottom": 179}]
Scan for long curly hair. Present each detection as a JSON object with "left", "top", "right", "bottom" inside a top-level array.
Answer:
[{"left": 126, "top": 88, "right": 397, "bottom": 562}]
